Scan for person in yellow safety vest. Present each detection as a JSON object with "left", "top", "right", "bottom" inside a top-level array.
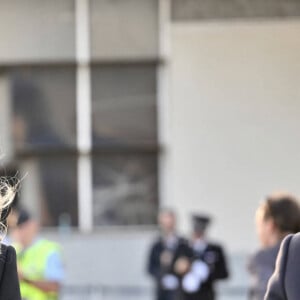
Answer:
[{"left": 11, "top": 210, "right": 64, "bottom": 300}]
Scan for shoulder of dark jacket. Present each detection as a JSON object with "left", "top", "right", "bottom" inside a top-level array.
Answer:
[
  {"left": 150, "top": 237, "right": 164, "bottom": 251},
  {"left": 206, "top": 242, "right": 225, "bottom": 251},
  {"left": 264, "top": 234, "right": 293, "bottom": 300},
  {"left": 0, "top": 244, "right": 16, "bottom": 264},
  {"left": 288, "top": 232, "right": 300, "bottom": 250},
  {"left": 0, "top": 244, "right": 8, "bottom": 262},
  {"left": 0, "top": 244, "right": 9, "bottom": 280}
]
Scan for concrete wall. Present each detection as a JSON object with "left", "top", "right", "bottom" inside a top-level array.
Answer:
[
  {"left": 45, "top": 231, "right": 248, "bottom": 300},
  {"left": 169, "top": 19, "right": 300, "bottom": 253},
  {"left": 43, "top": 231, "right": 156, "bottom": 300}
]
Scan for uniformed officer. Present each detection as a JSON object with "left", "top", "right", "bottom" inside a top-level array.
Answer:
[
  {"left": 182, "top": 215, "right": 229, "bottom": 300},
  {"left": 147, "top": 209, "right": 193, "bottom": 300}
]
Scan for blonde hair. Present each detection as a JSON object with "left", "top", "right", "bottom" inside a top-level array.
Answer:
[{"left": 0, "top": 176, "right": 18, "bottom": 239}]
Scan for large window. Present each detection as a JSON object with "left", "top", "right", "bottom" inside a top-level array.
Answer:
[
  {"left": 19, "top": 156, "right": 78, "bottom": 227},
  {"left": 92, "top": 64, "right": 157, "bottom": 147},
  {"left": 0, "top": 66, "right": 78, "bottom": 226},
  {"left": 91, "top": 63, "right": 159, "bottom": 226},
  {"left": 90, "top": 0, "right": 159, "bottom": 60},
  {"left": 9, "top": 67, "right": 77, "bottom": 152},
  {"left": 93, "top": 154, "right": 157, "bottom": 226},
  {"left": 0, "top": 0, "right": 160, "bottom": 229}
]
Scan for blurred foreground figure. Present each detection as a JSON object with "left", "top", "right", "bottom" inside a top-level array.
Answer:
[
  {"left": 265, "top": 233, "right": 300, "bottom": 300},
  {"left": 248, "top": 193, "right": 300, "bottom": 300},
  {"left": 182, "top": 215, "right": 229, "bottom": 300},
  {"left": 12, "top": 210, "right": 64, "bottom": 300},
  {"left": 147, "top": 209, "right": 192, "bottom": 300}
]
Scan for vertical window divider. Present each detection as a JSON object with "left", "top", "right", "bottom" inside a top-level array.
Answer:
[
  {"left": 157, "top": 0, "right": 172, "bottom": 209},
  {"left": 76, "top": 0, "right": 93, "bottom": 232}
]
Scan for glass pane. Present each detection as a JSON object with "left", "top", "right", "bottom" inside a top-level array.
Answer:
[
  {"left": 93, "top": 154, "right": 158, "bottom": 226},
  {"left": 90, "top": 0, "right": 159, "bottom": 60},
  {"left": 18, "top": 156, "right": 78, "bottom": 227},
  {"left": 92, "top": 65, "right": 157, "bottom": 146},
  {"left": 8, "top": 67, "right": 76, "bottom": 152},
  {"left": 0, "top": 0, "right": 75, "bottom": 63}
]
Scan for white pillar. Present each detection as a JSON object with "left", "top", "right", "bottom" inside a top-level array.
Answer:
[
  {"left": 157, "top": 0, "right": 172, "bottom": 209},
  {"left": 75, "top": 0, "right": 93, "bottom": 232},
  {"left": 0, "top": 77, "right": 13, "bottom": 161}
]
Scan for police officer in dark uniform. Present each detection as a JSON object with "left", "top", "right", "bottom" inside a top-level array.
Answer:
[
  {"left": 182, "top": 215, "right": 229, "bottom": 300},
  {"left": 147, "top": 209, "right": 193, "bottom": 300}
]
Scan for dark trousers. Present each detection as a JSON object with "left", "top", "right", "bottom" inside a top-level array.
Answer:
[
  {"left": 183, "top": 290, "right": 215, "bottom": 300},
  {"left": 157, "top": 289, "right": 185, "bottom": 300}
]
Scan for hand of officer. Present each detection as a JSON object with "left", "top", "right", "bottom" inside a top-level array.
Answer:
[
  {"left": 174, "top": 256, "right": 190, "bottom": 275},
  {"left": 182, "top": 260, "right": 210, "bottom": 293}
]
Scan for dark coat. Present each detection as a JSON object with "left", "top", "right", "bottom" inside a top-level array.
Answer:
[
  {"left": 147, "top": 236, "right": 193, "bottom": 300},
  {"left": 183, "top": 243, "right": 229, "bottom": 300},
  {"left": 248, "top": 243, "right": 281, "bottom": 300},
  {"left": 265, "top": 233, "right": 300, "bottom": 300},
  {"left": 0, "top": 244, "right": 21, "bottom": 300}
]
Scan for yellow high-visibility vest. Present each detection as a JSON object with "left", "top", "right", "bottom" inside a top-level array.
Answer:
[{"left": 15, "top": 239, "right": 60, "bottom": 300}]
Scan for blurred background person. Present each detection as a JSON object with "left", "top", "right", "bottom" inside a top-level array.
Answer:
[
  {"left": 182, "top": 215, "right": 229, "bottom": 300},
  {"left": 147, "top": 208, "right": 192, "bottom": 300},
  {"left": 11, "top": 209, "right": 64, "bottom": 300},
  {"left": 248, "top": 193, "right": 300, "bottom": 300}
]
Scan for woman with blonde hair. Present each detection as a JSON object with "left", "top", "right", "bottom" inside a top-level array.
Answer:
[{"left": 0, "top": 177, "right": 21, "bottom": 299}]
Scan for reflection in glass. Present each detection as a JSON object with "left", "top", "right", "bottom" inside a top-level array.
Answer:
[
  {"left": 93, "top": 154, "right": 158, "bottom": 226},
  {"left": 92, "top": 65, "right": 157, "bottom": 146},
  {"left": 9, "top": 67, "right": 76, "bottom": 152},
  {"left": 90, "top": 0, "right": 159, "bottom": 60},
  {"left": 19, "top": 156, "right": 78, "bottom": 227}
]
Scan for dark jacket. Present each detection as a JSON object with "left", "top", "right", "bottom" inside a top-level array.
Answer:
[
  {"left": 0, "top": 244, "right": 21, "bottom": 300},
  {"left": 265, "top": 233, "right": 300, "bottom": 300},
  {"left": 147, "top": 236, "right": 193, "bottom": 300},
  {"left": 248, "top": 242, "right": 281, "bottom": 300}
]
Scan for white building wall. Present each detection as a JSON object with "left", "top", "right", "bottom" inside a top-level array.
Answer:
[{"left": 170, "top": 20, "right": 300, "bottom": 253}]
